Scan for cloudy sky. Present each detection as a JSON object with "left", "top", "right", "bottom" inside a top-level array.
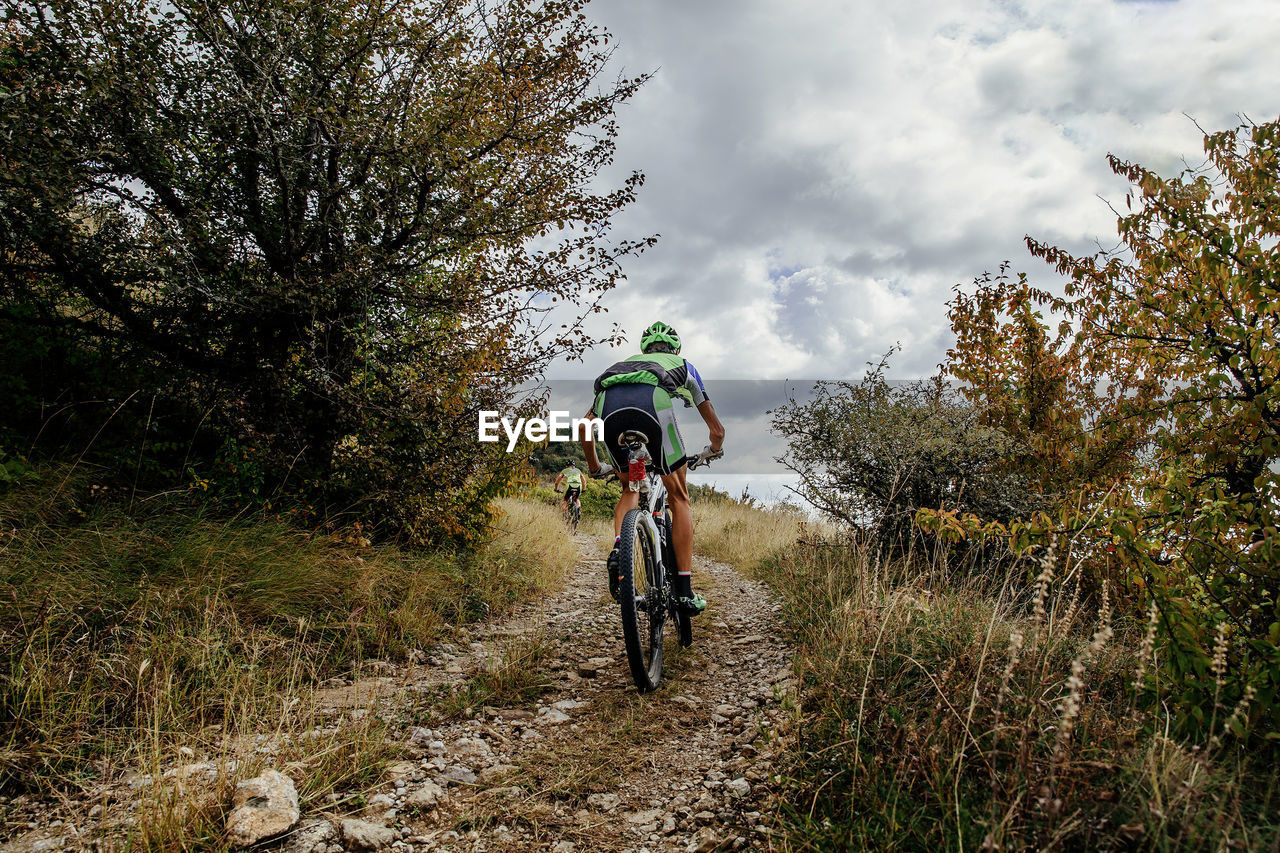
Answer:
[
  {"left": 547, "top": 0, "right": 1280, "bottom": 380},
  {"left": 537, "top": 0, "right": 1280, "bottom": 500}
]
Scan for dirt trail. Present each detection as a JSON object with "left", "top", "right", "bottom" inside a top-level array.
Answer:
[
  {"left": 2, "top": 534, "right": 798, "bottom": 853},
  {"left": 331, "top": 532, "right": 799, "bottom": 853}
]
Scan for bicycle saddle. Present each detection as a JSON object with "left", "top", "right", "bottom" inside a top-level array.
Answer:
[{"left": 618, "top": 430, "right": 649, "bottom": 448}]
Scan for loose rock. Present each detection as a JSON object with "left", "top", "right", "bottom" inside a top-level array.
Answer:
[
  {"left": 587, "top": 792, "right": 622, "bottom": 812},
  {"left": 281, "top": 818, "right": 338, "bottom": 853},
  {"left": 225, "top": 769, "right": 300, "bottom": 847},
  {"left": 404, "top": 780, "right": 445, "bottom": 809},
  {"left": 341, "top": 818, "right": 396, "bottom": 851}
]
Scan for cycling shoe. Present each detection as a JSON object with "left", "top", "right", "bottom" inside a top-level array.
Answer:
[
  {"left": 676, "top": 592, "right": 707, "bottom": 616},
  {"left": 607, "top": 542, "right": 621, "bottom": 602}
]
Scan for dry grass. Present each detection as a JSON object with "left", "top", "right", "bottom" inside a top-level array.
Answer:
[
  {"left": 436, "top": 630, "right": 556, "bottom": 719},
  {"left": 691, "top": 499, "right": 813, "bottom": 569},
  {"left": 749, "top": 535, "right": 1280, "bottom": 852},
  {"left": 0, "top": 485, "right": 569, "bottom": 848},
  {"left": 488, "top": 497, "right": 579, "bottom": 597},
  {"left": 581, "top": 516, "right": 615, "bottom": 554}
]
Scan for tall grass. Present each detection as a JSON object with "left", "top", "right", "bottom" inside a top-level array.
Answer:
[
  {"left": 0, "top": 473, "right": 572, "bottom": 845},
  {"left": 691, "top": 499, "right": 812, "bottom": 569},
  {"left": 749, "top": 535, "right": 1280, "bottom": 851}
]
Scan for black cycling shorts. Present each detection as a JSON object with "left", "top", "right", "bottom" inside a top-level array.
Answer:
[
  {"left": 563, "top": 486, "right": 581, "bottom": 503},
  {"left": 592, "top": 383, "right": 688, "bottom": 476}
]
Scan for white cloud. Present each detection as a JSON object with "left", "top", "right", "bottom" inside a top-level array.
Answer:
[{"left": 545, "top": 0, "right": 1280, "bottom": 380}]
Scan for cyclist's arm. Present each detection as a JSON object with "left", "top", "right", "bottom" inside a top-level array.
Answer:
[
  {"left": 577, "top": 411, "right": 606, "bottom": 474},
  {"left": 697, "top": 400, "right": 725, "bottom": 453},
  {"left": 553, "top": 472, "right": 565, "bottom": 491}
]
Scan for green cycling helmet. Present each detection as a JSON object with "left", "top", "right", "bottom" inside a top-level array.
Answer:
[{"left": 641, "top": 321, "right": 681, "bottom": 354}]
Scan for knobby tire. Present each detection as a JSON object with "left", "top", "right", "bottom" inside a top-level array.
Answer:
[{"left": 618, "top": 508, "right": 664, "bottom": 692}]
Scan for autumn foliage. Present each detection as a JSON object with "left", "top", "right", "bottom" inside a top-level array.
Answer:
[{"left": 941, "top": 119, "right": 1280, "bottom": 742}]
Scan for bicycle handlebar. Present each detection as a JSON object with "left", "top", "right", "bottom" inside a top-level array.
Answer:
[
  {"left": 591, "top": 447, "right": 722, "bottom": 480},
  {"left": 684, "top": 448, "right": 724, "bottom": 471}
]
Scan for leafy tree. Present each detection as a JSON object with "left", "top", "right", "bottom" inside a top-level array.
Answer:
[
  {"left": 771, "top": 351, "right": 1034, "bottom": 549},
  {"left": 946, "top": 264, "right": 1151, "bottom": 507},
  {"left": 0, "top": 0, "right": 652, "bottom": 542},
  {"left": 947, "top": 118, "right": 1280, "bottom": 741}
]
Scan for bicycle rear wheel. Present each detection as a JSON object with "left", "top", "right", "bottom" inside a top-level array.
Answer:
[{"left": 618, "top": 508, "right": 665, "bottom": 692}]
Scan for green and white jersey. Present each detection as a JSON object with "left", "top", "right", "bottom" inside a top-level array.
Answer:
[
  {"left": 590, "top": 351, "right": 710, "bottom": 413},
  {"left": 559, "top": 466, "right": 583, "bottom": 489}
]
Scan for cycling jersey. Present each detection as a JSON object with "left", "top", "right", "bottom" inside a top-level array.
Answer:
[
  {"left": 559, "top": 466, "right": 583, "bottom": 489},
  {"left": 589, "top": 352, "right": 710, "bottom": 476},
  {"left": 592, "top": 352, "right": 709, "bottom": 408}
]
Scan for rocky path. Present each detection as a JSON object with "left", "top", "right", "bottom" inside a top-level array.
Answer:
[
  {"left": 302, "top": 533, "right": 798, "bottom": 853},
  {"left": 3, "top": 533, "right": 797, "bottom": 853}
]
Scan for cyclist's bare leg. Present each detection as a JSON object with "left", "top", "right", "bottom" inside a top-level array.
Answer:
[
  {"left": 613, "top": 471, "right": 640, "bottom": 536},
  {"left": 659, "top": 466, "right": 693, "bottom": 581}
]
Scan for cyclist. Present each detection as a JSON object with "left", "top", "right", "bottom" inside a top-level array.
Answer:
[
  {"left": 576, "top": 321, "right": 725, "bottom": 617},
  {"left": 554, "top": 462, "right": 584, "bottom": 524}
]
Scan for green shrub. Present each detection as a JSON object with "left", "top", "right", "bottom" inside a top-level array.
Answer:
[{"left": 771, "top": 350, "right": 1036, "bottom": 550}]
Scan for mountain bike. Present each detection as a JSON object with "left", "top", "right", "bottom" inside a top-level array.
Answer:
[
  {"left": 563, "top": 495, "right": 581, "bottom": 533},
  {"left": 557, "top": 488, "right": 581, "bottom": 533},
  {"left": 605, "top": 431, "right": 720, "bottom": 693}
]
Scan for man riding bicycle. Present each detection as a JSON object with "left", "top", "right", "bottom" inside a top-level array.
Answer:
[
  {"left": 554, "top": 463, "right": 584, "bottom": 521},
  {"left": 577, "top": 321, "right": 725, "bottom": 617}
]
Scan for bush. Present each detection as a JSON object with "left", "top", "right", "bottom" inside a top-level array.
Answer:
[
  {"left": 946, "top": 118, "right": 1280, "bottom": 745},
  {"left": 771, "top": 350, "right": 1037, "bottom": 550}
]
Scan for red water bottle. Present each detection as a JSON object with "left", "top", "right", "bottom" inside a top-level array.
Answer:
[{"left": 628, "top": 453, "right": 645, "bottom": 484}]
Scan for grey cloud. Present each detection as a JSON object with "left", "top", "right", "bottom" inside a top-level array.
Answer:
[{"left": 555, "top": 0, "right": 1280, "bottom": 380}]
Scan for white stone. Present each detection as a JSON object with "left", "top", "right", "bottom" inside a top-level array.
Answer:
[
  {"left": 539, "top": 708, "right": 571, "bottom": 724},
  {"left": 281, "top": 818, "right": 338, "bottom": 853},
  {"left": 451, "top": 736, "right": 492, "bottom": 763},
  {"left": 439, "top": 765, "right": 477, "bottom": 785},
  {"left": 341, "top": 818, "right": 396, "bottom": 851},
  {"left": 404, "top": 780, "right": 445, "bottom": 809},
  {"left": 586, "top": 792, "right": 622, "bottom": 812},
  {"left": 225, "top": 770, "right": 300, "bottom": 847}
]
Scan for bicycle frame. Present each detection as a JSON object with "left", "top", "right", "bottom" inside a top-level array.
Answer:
[
  {"left": 627, "top": 461, "right": 668, "bottom": 594},
  {"left": 618, "top": 437, "right": 675, "bottom": 605}
]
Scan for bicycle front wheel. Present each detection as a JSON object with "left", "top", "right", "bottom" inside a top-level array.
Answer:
[{"left": 618, "top": 508, "right": 665, "bottom": 692}]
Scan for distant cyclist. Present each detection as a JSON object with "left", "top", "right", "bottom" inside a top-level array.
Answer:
[
  {"left": 577, "top": 321, "right": 725, "bottom": 616},
  {"left": 554, "top": 463, "right": 584, "bottom": 522}
]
